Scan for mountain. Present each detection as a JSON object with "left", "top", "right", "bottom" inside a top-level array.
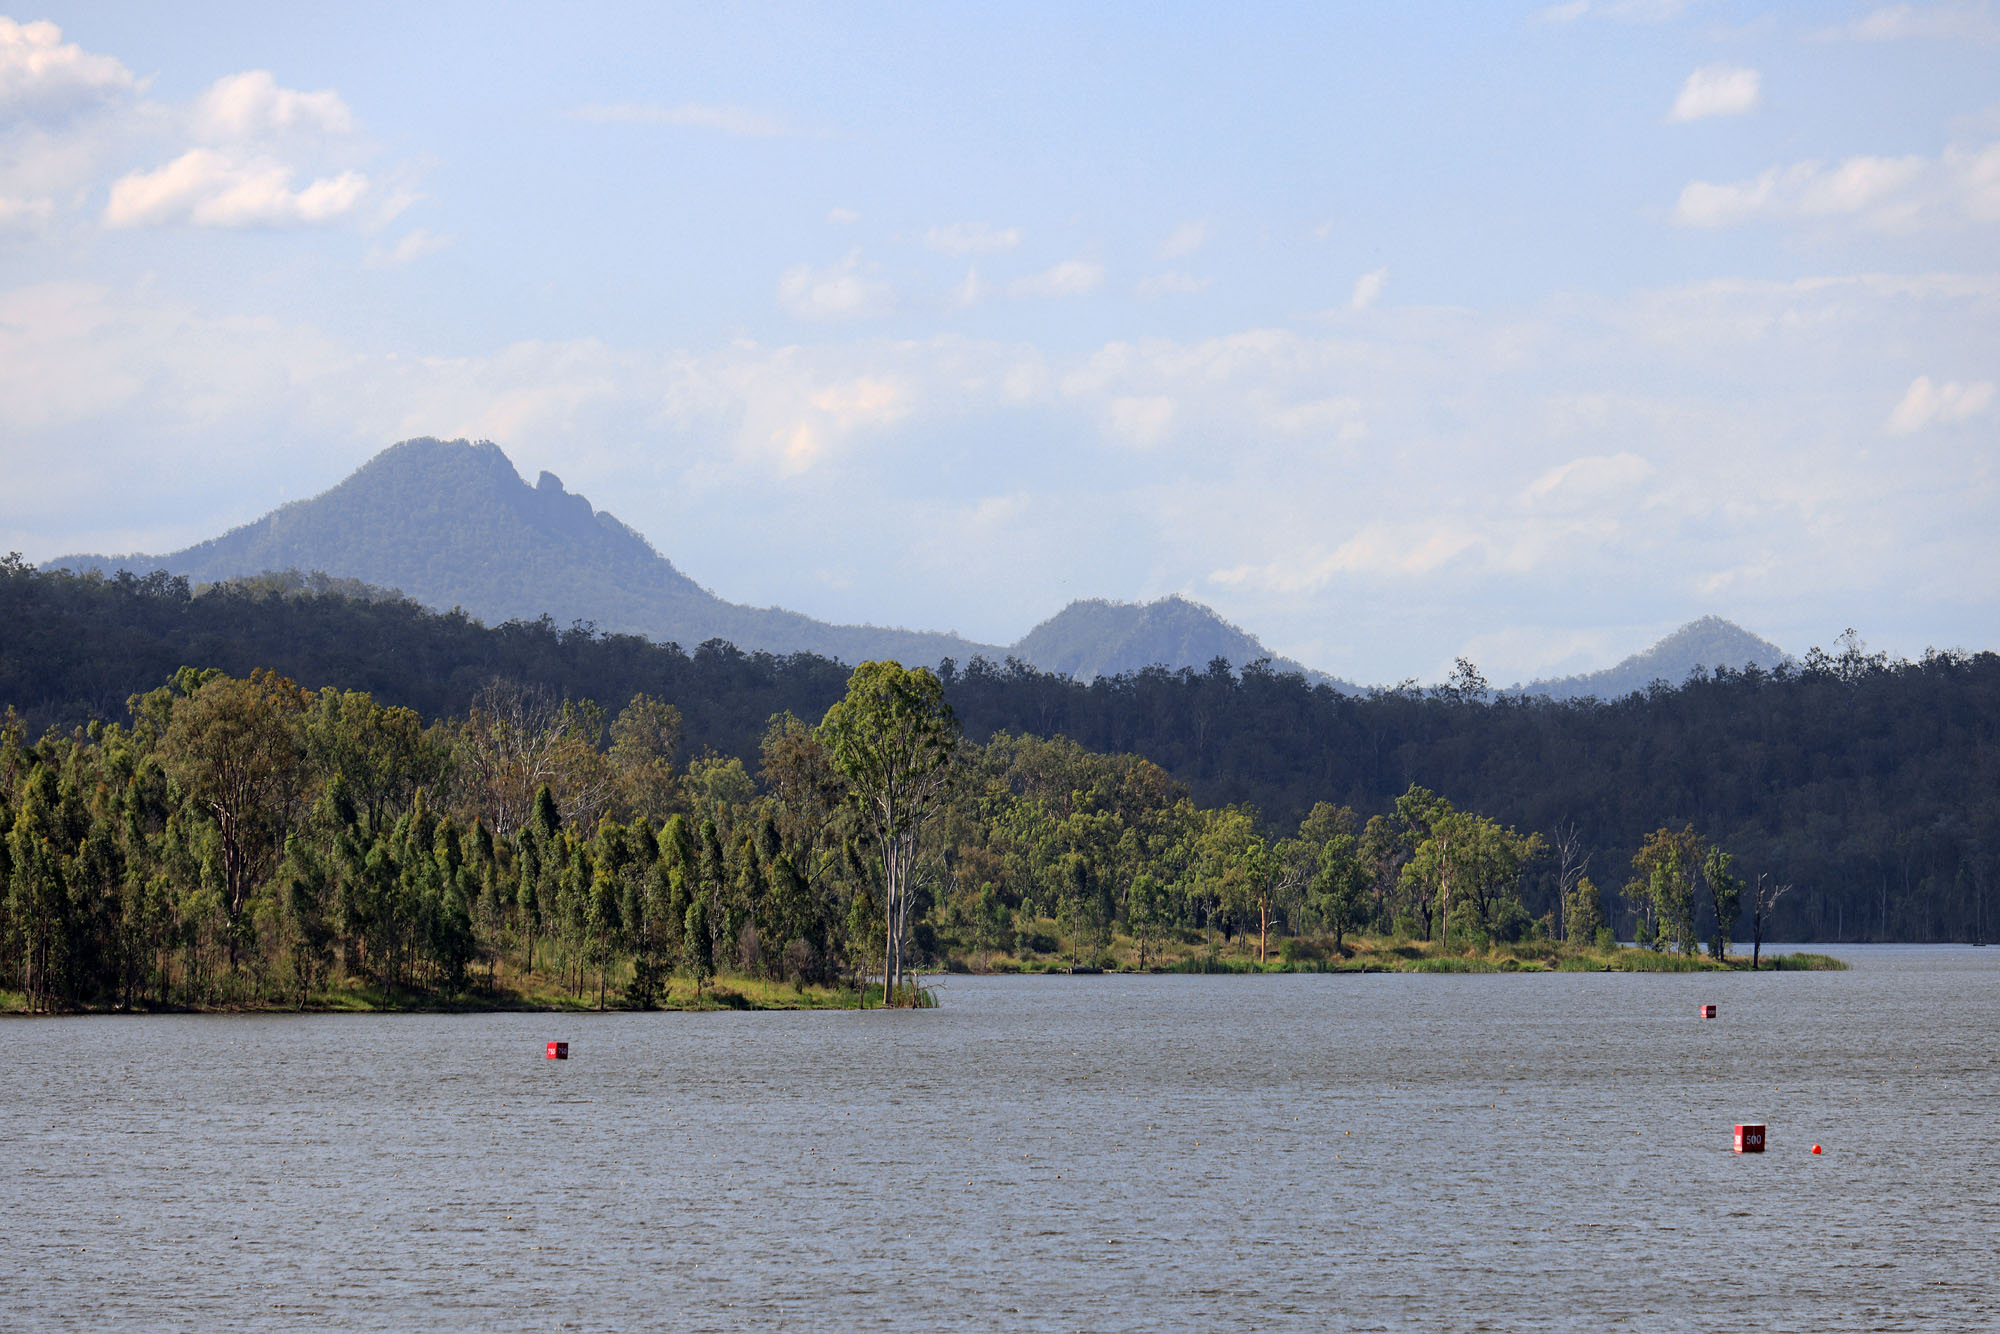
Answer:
[
  {"left": 1013, "top": 595, "right": 1335, "bottom": 684},
  {"left": 1515, "top": 616, "right": 1792, "bottom": 700},
  {"left": 48, "top": 437, "right": 1327, "bottom": 681}
]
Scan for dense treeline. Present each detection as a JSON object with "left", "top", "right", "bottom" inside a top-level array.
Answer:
[
  {"left": 5, "top": 556, "right": 1997, "bottom": 944},
  {"left": 945, "top": 645, "right": 2000, "bottom": 944},
  {"left": 0, "top": 667, "right": 859, "bottom": 1011},
  {"left": 6, "top": 661, "right": 1591, "bottom": 1011}
]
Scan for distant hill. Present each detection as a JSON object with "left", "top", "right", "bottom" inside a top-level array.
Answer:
[
  {"left": 1013, "top": 595, "right": 1340, "bottom": 685},
  {"left": 1515, "top": 616, "right": 1791, "bottom": 700},
  {"left": 50, "top": 438, "right": 998, "bottom": 666},
  {"left": 48, "top": 437, "right": 1328, "bottom": 681}
]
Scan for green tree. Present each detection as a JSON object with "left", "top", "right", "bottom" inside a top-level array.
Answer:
[
  {"left": 1628, "top": 827, "right": 1705, "bottom": 955},
  {"left": 608, "top": 694, "right": 683, "bottom": 820},
  {"left": 1565, "top": 874, "right": 1604, "bottom": 945},
  {"left": 586, "top": 863, "right": 621, "bottom": 1008},
  {"left": 682, "top": 892, "right": 713, "bottom": 999},
  {"left": 1392, "top": 786, "right": 1455, "bottom": 940},
  {"left": 153, "top": 669, "right": 312, "bottom": 966},
  {"left": 1128, "top": 872, "right": 1171, "bottom": 967},
  {"left": 7, "top": 764, "right": 74, "bottom": 1009},
  {"left": 1311, "top": 831, "right": 1370, "bottom": 948},
  {"left": 817, "top": 662, "right": 958, "bottom": 1007},
  {"left": 1701, "top": 845, "right": 1744, "bottom": 961}
]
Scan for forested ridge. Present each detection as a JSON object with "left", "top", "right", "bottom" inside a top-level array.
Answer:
[{"left": 4, "top": 556, "right": 1996, "bottom": 955}]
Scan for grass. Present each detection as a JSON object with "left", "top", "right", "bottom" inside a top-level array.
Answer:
[
  {"left": 0, "top": 966, "right": 868, "bottom": 1016},
  {"left": 1754, "top": 951, "right": 1849, "bottom": 971},
  {"left": 950, "top": 922, "right": 1851, "bottom": 977},
  {"left": 0, "top": 939, "right": 1854, "bottom": 1015}
]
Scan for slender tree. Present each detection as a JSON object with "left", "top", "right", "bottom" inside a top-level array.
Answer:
[{"left": 817, "top": 662, "right": 958, "bottom": 1007}]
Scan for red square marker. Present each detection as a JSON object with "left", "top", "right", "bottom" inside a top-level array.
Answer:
[
  {"left": 1700, "top": 1004, "right": 1717, "bottom": 1019},
  {"left": 1734, "top": 1123, "right": 1765, "bottom": 1153},
  {"left": 546, "top": 1041, "right": 568, "bottom": 1060}
]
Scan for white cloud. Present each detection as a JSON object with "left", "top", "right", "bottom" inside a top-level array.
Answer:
[
  {"left": 1534, "top": 0, "right": 1693, "bottom": 23},
  {"left": 0, "top": 195, "right": 54, "bottom": 229},
  {"left": 195, "top": 70, "right": 354, "bottom": 140},
  {"left": 769, "top": 377, "right": 909, "bottom": 474},
  {"left": 566, "top": 102, "right": 788, "bottom": 136},
  {"left": 923, "top": 222, "right": 1020, "bottom": 254},
  {"left": 1157, "top": 219, "right": 1208, "bottom": 259},
  {"left": 0, "top": 18, "right": 135, "bottom": 121},
  {"left": 365, "top": 227, "right": 454, "bottom": 268},
  {"left": 1950, "top": 141, "right": 2000, "bottom": 220},
  {"left": 950, "top": 266, "right": 991, "bottom": 309},
  {"left": 105, "top": 149, "right": 369, "bottom": 228},
  {"left": 1669, "top": 64, "right": 1760, "bottom": 122},
  {"left": 0, "top": 45, "right": 398, "bottom": 235},
  {"left": 1106, "top": 395, "right": 1174, "bottom": 447},
  {"left": 1349, "top": 267, "right": 1388, "bottom": 310},
  {"left": 1816, "top": 2, "right": 2000, "bottom": 43},
  {"left": 1135, "top": 271, "right": 1211, "bottom": 298},
  {"left": 1011, "top": 259, "right": 1104, "bottom": 298},
  {"left": 1211, "top": 524, "right": 1479, "bottom": 593},
  {"left": 1256, "top": 395, "right": 1365, "bottom": 441},
  {"left": 776, "top": 251, "right": 896, "bottom": 320},
  {"left": 1886, "top": 375, "right": 1996, "bottom": 432},
  {"left": 1524, "top": 452, "right": 1655, "bottom": 503},
  {"left": 1671, "top": 146, "right": 2000, "bottom": 230},
  {"left": 827, "top": 207, "right": 860, "bottom": 225},
  {"left": 7, "top": 269, "right": 1998, "bottom": 685}
]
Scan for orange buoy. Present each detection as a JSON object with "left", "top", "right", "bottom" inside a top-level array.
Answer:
[
  {"left": 1811, "top": 1144, "right": 1822, "bottom": 1154},
  {"left": 1734, "top": 1123, "right": 1766, "bottom": 1153},
  {"left": 546, "top": 1041, "right": 568, "bottom": 1060}
]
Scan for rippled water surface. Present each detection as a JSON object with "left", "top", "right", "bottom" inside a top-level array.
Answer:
[{"left": 5, "top": 946, "right": 1998, "bottom": 1330}]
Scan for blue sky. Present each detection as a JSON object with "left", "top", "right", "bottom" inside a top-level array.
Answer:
[{"left": 3, "top": 2, "right": 1996, "bottom": 684}]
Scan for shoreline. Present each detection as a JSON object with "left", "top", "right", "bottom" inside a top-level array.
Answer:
[{"left": 0, "top": 946, "right": 1850, "bottom": 1015}]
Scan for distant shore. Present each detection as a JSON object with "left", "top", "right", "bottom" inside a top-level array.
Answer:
[
  {"left": 1, "top": 938, "right": 1849, "bottom": 1015},
  {"left": 950, "top": 933, "right": 1848, "bottom": 977}
]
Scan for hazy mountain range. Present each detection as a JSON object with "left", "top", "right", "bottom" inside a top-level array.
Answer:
[
  {"left": 50, "top": 438, "right": 1324, "bottom": 680},
  {"left": 50, "top": 436, "right": 1788, "bottom": 694},
  {"left": 1510, "top": 617, "right": 1792, "bottom": 701}
]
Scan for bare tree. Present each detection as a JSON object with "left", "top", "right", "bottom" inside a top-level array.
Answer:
[
  {"left": 454, "top": 679, "right": 613, "bottom": 837},
  {"left": 1750, "top": 873, "right": 1793, "bottom": 970},
  {"left": 1552, "top": 819, "right": 1590, "bottom": 942}
]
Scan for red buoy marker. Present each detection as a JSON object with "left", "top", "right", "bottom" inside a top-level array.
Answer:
[
  {"left": 1811, "top": 1144, "right": 1822, "bottom": 1155},
  {"left": 1700, "top": 1004, "right": 1717, "bottom": 1019},
  {"left": 546, "top": 1041, "right": 568, "bottom": 1060},
  {"left": 1734, "top": 1123, "right": 1766, "bottom": 1153}
]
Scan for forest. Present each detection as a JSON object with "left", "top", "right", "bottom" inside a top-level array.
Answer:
[
  {"left": 3, "top": 556, "right": 1996, "bottom": 998},
  {"left": 7, "top": 652, "right": 1818, "bottom": 1013}
]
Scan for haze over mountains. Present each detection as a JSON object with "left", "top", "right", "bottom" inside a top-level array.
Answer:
[
  {"left": 50, "top": 438, "right": 1322, "bottom": 680},
  {"left": 50, "top": 436, "right": 1789, "bottom": 694},
  {"left": 1511, "top": 617, "right": 1791, "bottom": 701}
]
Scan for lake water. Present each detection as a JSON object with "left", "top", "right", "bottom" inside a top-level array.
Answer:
[{"left": 4, "top": 946, "right": 1997, "bottom": 1331}]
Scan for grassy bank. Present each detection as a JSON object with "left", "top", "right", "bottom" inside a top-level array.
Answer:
[
  {"left": 0, "top": 940, "right": 1850, "bottom": 1014},
  {"left": 0, "top": 967, "right": 868, "bottom": 1016},
  {"left": 948, "top": 924, "right": 1848, "bottom": 976}
]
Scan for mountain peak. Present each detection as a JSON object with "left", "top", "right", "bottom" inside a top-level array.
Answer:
[
  {"left": 1517, "top": 616, "right": 1790, "bottom": 700},
  {"left": 46, "top": 437, "right": 1359, "bottom": 681},
  {"left": 1013, "top": 594, "right": 1339, "bottom": 684},
  {"left": 48, "top": 437, "right": 995, "bottom": 665}
]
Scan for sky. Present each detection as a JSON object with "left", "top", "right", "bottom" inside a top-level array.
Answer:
[{"left": 2, "top": 1, "right": 1996, "bottom": 686}]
